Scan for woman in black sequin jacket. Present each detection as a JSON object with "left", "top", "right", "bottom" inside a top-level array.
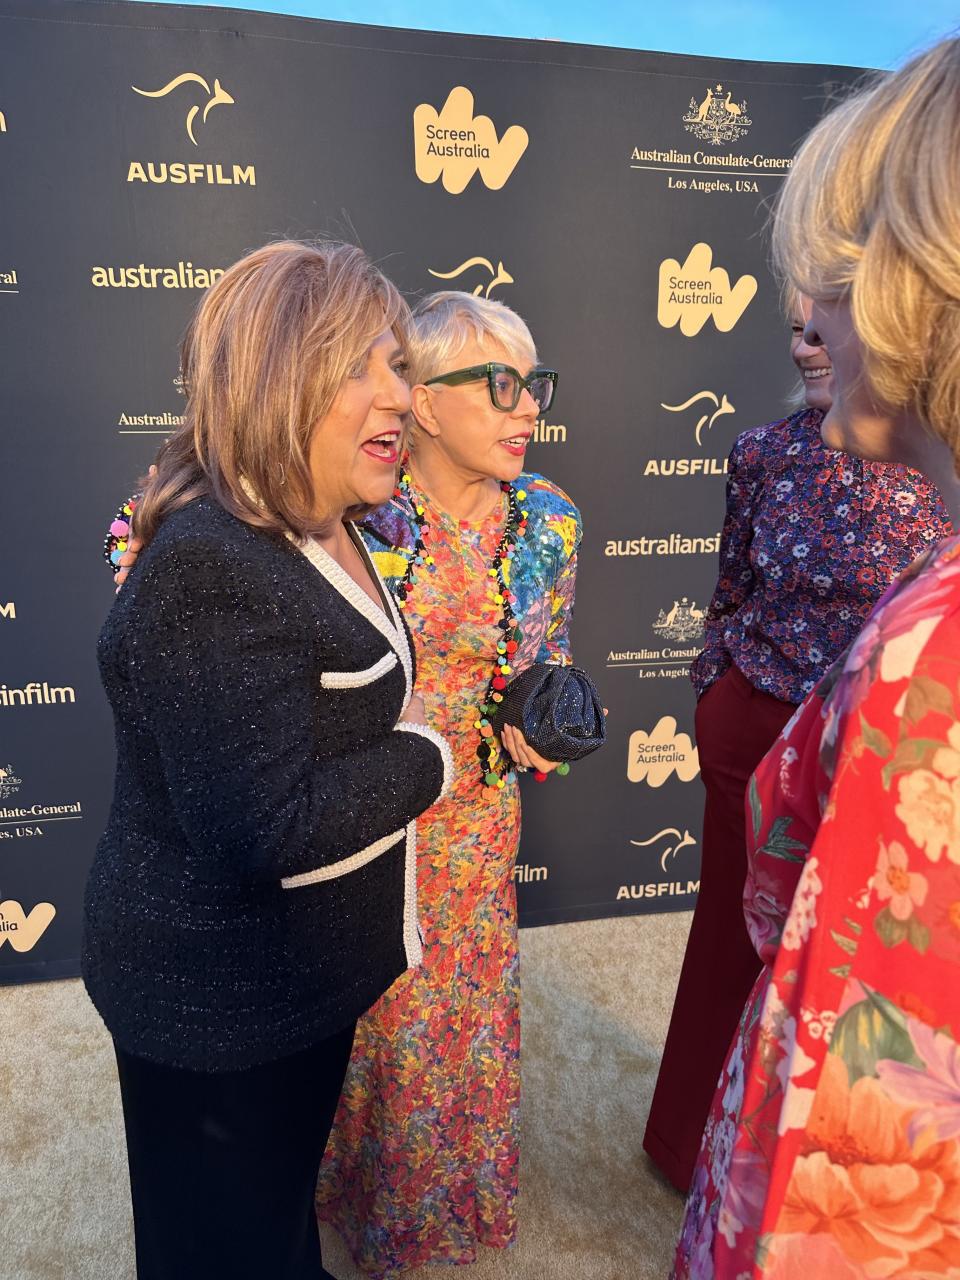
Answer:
[{"left": 83, "top": 241, "right": 452, "bottom": 1280}]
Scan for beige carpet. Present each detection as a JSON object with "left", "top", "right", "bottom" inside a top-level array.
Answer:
[{"left": 0, "top": 913, "right": 690, "bottom": 1280}]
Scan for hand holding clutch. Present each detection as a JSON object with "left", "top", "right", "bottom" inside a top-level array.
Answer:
[{"left": 489, "top": 663, "right": 606, "bottom": 764}]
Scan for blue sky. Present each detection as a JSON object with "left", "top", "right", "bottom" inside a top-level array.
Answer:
[{"left": 130, "top": 0, "right": 958, "bottom": 68}]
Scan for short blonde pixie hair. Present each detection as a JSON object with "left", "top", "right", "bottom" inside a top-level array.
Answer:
[
  {"left": 408, "top": 291, "right": 538, "bottom": 386},
  {"left": 772, "top": 37, "right": 960, "bottom": 454},
  {"left": 135, "top": 240, "right": 410, "bottom": 545}
]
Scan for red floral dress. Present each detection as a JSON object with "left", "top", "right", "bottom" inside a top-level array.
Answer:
[{"left": 675, "top": 535, "right": 960, "bottom": 1279}]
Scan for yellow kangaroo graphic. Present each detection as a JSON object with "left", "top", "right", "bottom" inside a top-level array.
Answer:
[
  {"left": 661, "top": 389, "right": 736, "bottom": 445},
  {"left": 428, "top": 257, "right": 514, "bottom": 298},
  {"left": 630, "top": 827, "right": 697, "bottom": 873},
  {"left": 132, "top": 73, "right": 234, "bottom": 145}
]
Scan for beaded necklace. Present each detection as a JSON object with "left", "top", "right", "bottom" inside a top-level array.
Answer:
[{"left": 393, "top": 466, "right": 528, "bottom": 800}]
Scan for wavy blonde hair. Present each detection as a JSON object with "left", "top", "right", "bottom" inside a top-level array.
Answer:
[
  {"left": 133, "top": 239, "right": 410, "bottom": 546},
  {"left": 771, "top": 37, "right": 960, "bottom": 455}
]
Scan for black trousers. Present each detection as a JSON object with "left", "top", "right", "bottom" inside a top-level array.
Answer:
[{"left": 114, "top": 1023, "right": 356, "bottom": 1280}]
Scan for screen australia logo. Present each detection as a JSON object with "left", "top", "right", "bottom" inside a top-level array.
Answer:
[
  {"left": 127, "top": 71, "right": 255, "bottom": 187},
  {"left": 627, "top": 717, "right": 700, "bottom": 786},
  {"left": 658, "top": 243, "right": 757, "bottom": 336},
  {"left": 415, "top": 87, "right": 528, "bottom": 194},
  {"left": 683, "top": 83, "right": 752, "bottom": 146},
  {"left": 0, "top": 892, "right": 55, "bottom": 953}
]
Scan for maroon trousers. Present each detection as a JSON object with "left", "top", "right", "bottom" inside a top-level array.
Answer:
[{"left": 642, "top": 663, "right": 798, "bottom": 1193}]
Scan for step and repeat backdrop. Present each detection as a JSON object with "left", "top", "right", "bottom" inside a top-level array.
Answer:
[{"left": 0, "top": 0, "right": 864, "bottom": 980}]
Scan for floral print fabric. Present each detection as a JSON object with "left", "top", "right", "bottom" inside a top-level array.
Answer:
[
  {"left": 675, "top": 534, "right": 960, "bottom": 1279},
  {"left": 690, "top": 408, "right": 949, "bottom": 705},
  {"left": 316, "top": 470, "right": 581, "bottom": 1276}
]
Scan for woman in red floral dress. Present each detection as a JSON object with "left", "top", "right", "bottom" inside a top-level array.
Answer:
[{"left": 675, "top": 36, "right": 960, "bottom": 1278}]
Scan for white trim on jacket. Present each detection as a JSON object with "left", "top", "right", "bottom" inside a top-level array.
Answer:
[
  {"left": 319, "top": 651, "right": 398, "bottom": 690},
  {"left": 296, "top": 527, "right": 413, "bottom": 706},
  {"left": 288, "top": 530, "right": 455, "bottom": 972}
]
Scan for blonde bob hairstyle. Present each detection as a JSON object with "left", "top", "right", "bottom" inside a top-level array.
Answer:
[
  {"left": 407, "top": 291, "right": 538, "bottom": 387},
  {"left": 133, "top": 239, "right": 410, "bottom": 547},
  {"left": 771, "top": 37, "right": 960, "bottom": 454}
]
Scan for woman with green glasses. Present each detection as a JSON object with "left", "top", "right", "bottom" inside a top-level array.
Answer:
[
  {"left": 314, "top": 290, "right": 581, "bottom": 1275},
  {"left": 108, "top": 288, "right": 581, "bottom": 1276}
]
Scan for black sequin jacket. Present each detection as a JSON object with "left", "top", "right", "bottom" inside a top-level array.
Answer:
[{"left": 83, "top": 497, "right": 452, "bottom": 1072}]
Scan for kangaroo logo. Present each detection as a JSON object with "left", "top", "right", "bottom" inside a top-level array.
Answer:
[
  {"left": 428, "top": 257, "right": 514, "bottom": 298},
  {"left": 661, "top": 389, "right": 736, "bottom": 446},
  {"left": 414, "top": 87, "right": 528, "bottom": 194},
  {"left": 131, "top": 73, "right": 235, "bottom": 145},
  {"left": 658, "top": 243, "right": 757, "bottom": 337},
  {"left": 0, "top": 895, "right": 56, "bottom": 952},
  {"left": 631, "top": 827, "right": 697, "bottom": 873}
]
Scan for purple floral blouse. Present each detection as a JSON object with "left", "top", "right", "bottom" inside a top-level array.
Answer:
[{"left": 690, "top": 408, "right": 951, "bottom": 705}]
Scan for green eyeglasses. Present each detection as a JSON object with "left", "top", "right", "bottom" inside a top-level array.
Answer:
[{"left": 425, "top": 362, "right": 558, "bottom": 414}]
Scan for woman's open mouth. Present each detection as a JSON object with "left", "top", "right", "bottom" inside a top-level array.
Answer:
[
  {"left": 499, "top": 433, "right": 531, "bottom": 457},
  {"left": 361, "top": 431, "right": 401, "bottom": 464}
]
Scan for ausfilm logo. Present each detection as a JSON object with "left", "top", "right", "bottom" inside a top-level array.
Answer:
[
  {"left": 127, "top": 71, "right": 256, "bottom": 187},
  {"left": 0, "top": 601, "right": 15, "bottom": 620},
  {"left": 0, "top": 682, "right": 76, "bottom": 708},
  {"left": 643, "top": 388, "right": 736, "bottom": 479},
  {"left": 618, "top": 825, "right": 700, "bottom": 902}
]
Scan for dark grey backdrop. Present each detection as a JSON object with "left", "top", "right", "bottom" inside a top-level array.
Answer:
[{"left": 0, "top": 0, "right": 864, "bottom": 981}]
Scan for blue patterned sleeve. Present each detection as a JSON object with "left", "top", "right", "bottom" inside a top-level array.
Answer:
[
  {"left": 690, "top": 433, "right": 762, "bottom": 698},
  {"left": 536, "top": 547, "right": 580, "bottom": 666},
  {"left": 531, "top": 488, "right": 583, "bottom": 666}
]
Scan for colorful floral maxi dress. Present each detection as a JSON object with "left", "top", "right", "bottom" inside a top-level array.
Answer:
[
  {"left": 675, "top": 534, "right": 960, "bottom": 1279},
  {"left": 316, "top": 471, "right": 581, "bottom": 1276}
]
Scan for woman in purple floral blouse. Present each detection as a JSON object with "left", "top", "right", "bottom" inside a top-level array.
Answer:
[{"left": 642, "top": 293, "right": 951, "bottom": 1195}]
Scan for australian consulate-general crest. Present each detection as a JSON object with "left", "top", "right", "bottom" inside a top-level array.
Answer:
[
  {"left": 0, "top": 765, "right": 22, "bottom": 802},
  {"left": 653, "top": 598, "right": 705, "bottom": 644},
  {"left": 682, "top": 84, "right": 752, "bottom": 146}
]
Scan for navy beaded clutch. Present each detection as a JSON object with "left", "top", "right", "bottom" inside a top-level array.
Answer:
[{"left": 490, "top": 663, "right": 605, "bottom": 763}]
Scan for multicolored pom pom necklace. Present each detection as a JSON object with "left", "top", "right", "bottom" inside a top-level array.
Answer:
[
  {"left": 393, "top": 465, "right": 532, "bottom": 800},
  {"left": 103, "top": 497, "right": 139, "bottom": 570}
]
